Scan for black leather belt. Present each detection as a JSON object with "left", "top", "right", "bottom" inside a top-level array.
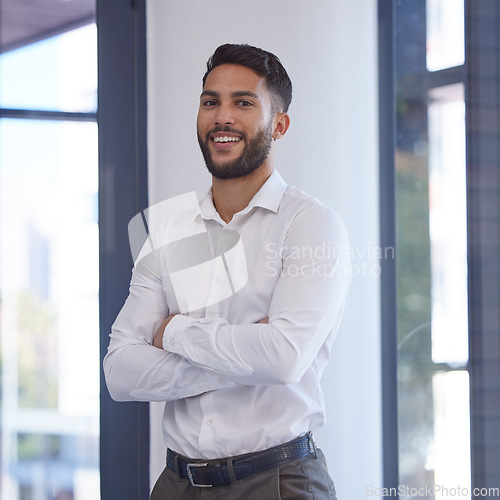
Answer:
[{"left": 166, "top": 432, "right": 318, "bottom": 488}]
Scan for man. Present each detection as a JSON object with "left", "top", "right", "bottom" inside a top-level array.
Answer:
[{"left": 104, "top": 44, "right": 350, "bottom": 499}]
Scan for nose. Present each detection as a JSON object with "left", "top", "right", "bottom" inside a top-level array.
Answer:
[{"left": 214, "top": 103, "right": 235, "bottom": 126}]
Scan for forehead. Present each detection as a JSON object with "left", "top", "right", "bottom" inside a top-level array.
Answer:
[{"left": 203, "top": 64, "right": 271, "bottom": 99}]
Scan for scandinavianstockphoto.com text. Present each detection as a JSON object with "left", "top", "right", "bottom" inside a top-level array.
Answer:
[{"left": 365, "top": 484, "right": 500, "bottom": 497}]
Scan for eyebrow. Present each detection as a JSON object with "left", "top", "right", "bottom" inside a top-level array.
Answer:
[{"left": 200, "top": 90, "right": 261, "bottom": 100}]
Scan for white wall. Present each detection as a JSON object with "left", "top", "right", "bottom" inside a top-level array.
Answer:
[{"left": 146, "top": 0, "right": 382, "bottom": 497}]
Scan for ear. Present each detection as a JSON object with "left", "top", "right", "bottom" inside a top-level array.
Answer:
[{"left": 272, "top": 112, "right": 291, "bottom": 140}]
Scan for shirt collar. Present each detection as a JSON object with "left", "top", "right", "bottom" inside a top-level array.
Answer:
[{"left": 200, "top": 169, "right": 287, "bottom": 221}]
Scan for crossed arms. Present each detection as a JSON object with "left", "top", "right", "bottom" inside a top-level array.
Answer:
[{"left": 103, "top": 206, "right": 350, "bottom": 402}]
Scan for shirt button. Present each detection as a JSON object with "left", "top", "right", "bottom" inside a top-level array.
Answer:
[
  {"left": 206, "top": 419, "right": 213, "bottom": 426},
  {"left": 222, "top": 229, "right": 231, "bottom": 236},
  {"left": 171, "top": 392, "right": 178, "bottom": 398}
]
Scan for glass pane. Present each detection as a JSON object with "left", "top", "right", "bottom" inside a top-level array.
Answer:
[
  {"left": 428, "top": 91, "right": 468, "bottom": 365},
  {"left": 432, "top": 371, "right": 471, "bottom": 498},
  {"left": 0, "top": 24, "right": 97, "bottom": 113},
  {"left": 426, "top": 0, "right": 465, "bottom": 71},
  {"left": 0, "top": 118, "right": 99, "bottom": 499}
]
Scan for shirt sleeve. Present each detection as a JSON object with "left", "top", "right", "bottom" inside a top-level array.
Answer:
[
  {"left": 163, "top": 205, "right": 351, "bottom": 386},
  {"left": 103, "top": 251, "right": 235, "bottom": 402}
]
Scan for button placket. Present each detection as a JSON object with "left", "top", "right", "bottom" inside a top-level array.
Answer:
[{"left": 198, "top": 391, "right": 216, "bottom": 454}]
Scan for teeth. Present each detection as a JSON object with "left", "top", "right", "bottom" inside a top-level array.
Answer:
[{"left": 214, "top": 136, "right": 241, "bottom": 143}]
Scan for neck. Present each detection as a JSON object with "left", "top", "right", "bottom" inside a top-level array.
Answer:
[{"left": 212, "top": 163, "right": 273, "bottom": 223}]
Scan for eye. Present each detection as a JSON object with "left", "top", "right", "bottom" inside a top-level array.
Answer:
[
  {"left": 237, "top": 100, "right": 253, "bottom": 107},
  {"left": 202, "top": 100, "right": 218, "bottom": 107}
]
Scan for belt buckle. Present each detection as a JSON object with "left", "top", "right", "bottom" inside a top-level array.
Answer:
[{"left": 186, "top": 462, "right": 212, "bottom": 488}]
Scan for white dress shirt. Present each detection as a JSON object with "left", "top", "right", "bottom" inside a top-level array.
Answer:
[{"left": 104, "top": 169, "right": 351, "bottom": 459}]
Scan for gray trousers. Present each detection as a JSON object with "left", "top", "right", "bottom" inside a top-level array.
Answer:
[{"left": 150, "top": 449, "right": 337, "bottom": 500}]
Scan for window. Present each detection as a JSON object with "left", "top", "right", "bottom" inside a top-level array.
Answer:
[
  {"left": 426, "top": 0, "right": 465, "bottom": 71},
  {"left": 394, "top": 0, "right": 470, "bottom": 494},
  {"left": 0, "top": 24, "right": 99, "bottom": 500}
]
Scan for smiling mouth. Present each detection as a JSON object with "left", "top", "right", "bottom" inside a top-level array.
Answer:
[
  {"left": 212, "top": 135, "right": 242, "bottom": 143},
  {"left": 209, "top": 129, "right": 244, "bottom": 145}
]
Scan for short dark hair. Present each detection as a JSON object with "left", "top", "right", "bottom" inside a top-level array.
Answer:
[{"left": 202, "top": 43, "right": 293, "bottom": 113}]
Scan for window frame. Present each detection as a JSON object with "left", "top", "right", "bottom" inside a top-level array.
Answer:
[
  {"left": 97, "top": 0, "right": 149, "bottom": 499},
  {"left": 378, "top": 0, "right": 399, "bottom": 491},
  {"left": 379, "top": 0, "right": 500, "bottom": 493}
]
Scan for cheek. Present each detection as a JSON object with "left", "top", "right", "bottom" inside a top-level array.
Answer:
[
  {"left": 196, "top": 117, "right": 207, "bottom": 137},
  {"left": 196, "top": 110, "right": 208, "bottom": 128}
]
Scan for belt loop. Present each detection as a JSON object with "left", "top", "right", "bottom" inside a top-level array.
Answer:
[
  {"left": 174, "top": 453, "right": 182, "bottom": 482},
  {"left": 227, "top": 457, "right": 238, "bottom": 484},
  {"left": 307, "top": 431, "right": 318, "bottom": 459}
]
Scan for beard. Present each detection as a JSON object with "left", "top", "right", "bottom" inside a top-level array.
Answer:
[{"left": 197, "top": 120, "right": 273, "bottom": 180}]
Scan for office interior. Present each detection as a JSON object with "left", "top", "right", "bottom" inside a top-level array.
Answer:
[{"left": 0, "top": 0, "right": 498, "bottom": 499}]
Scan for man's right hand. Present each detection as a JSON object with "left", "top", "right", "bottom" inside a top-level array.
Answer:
[{"left": 153, "top": 314, "right": 177, "bottom": 349}]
